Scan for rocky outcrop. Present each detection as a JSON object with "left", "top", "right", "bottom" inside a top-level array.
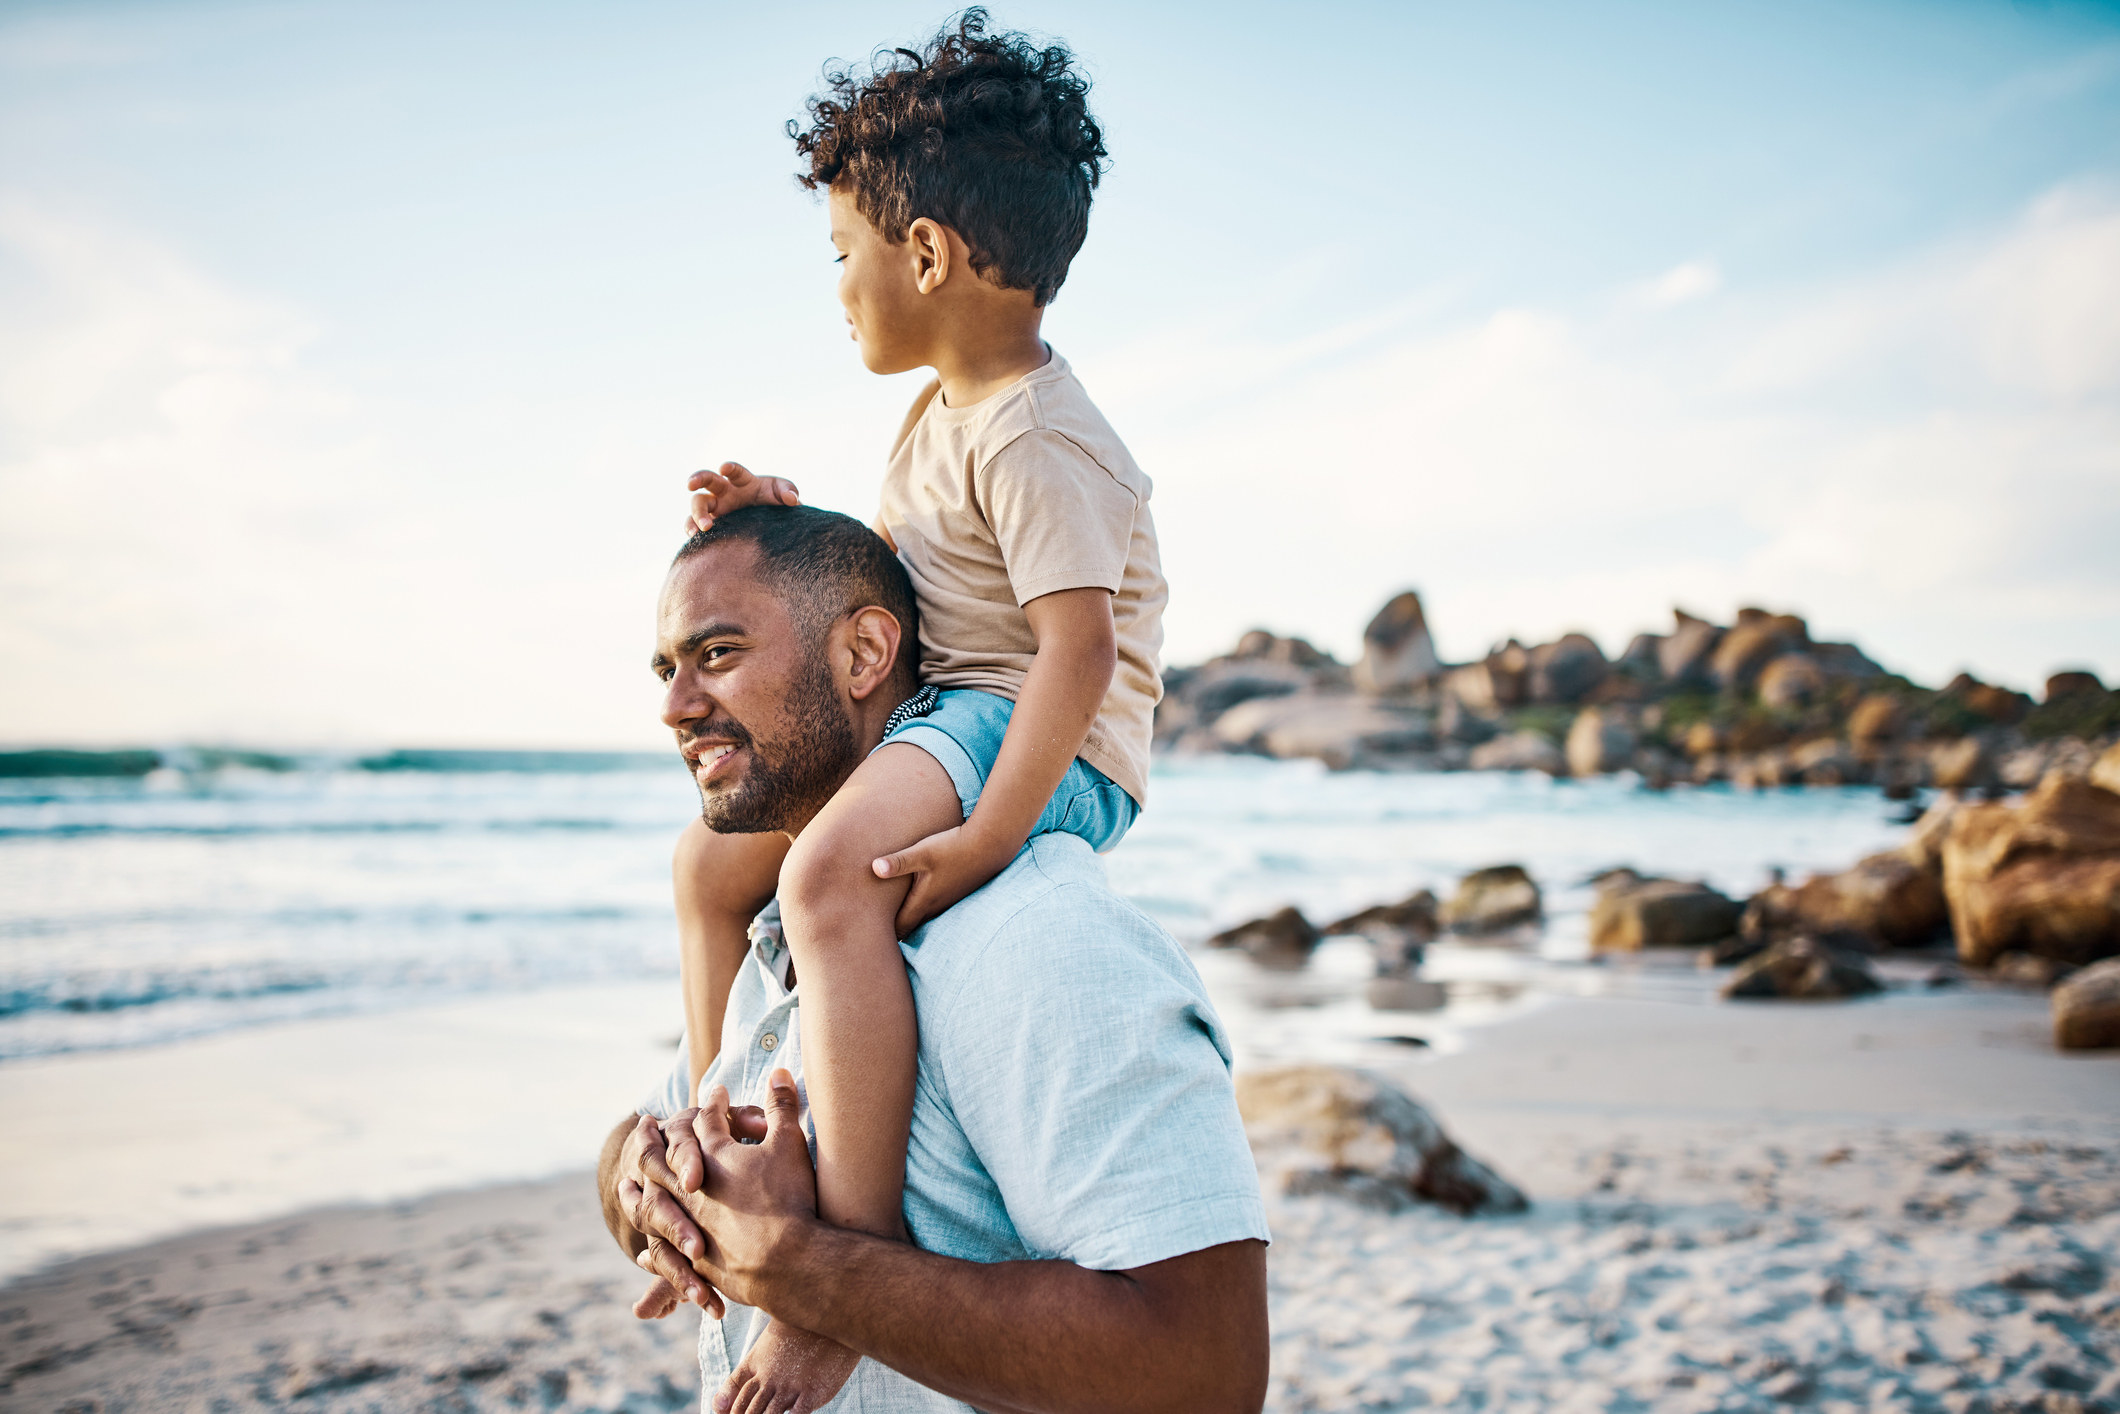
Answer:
[
  {"left": 2051, "top": 959, "right": 2120, "bottom": 1050},
  {"left": 1206, "top": 906, "right": 1320, "bottom": 970},
  {"left": 2094, "top": 742, "right": 2120, "bottom": 796},
  {"left": 1722, "top": 936, "right": 1884, "bottom": 1000},
  {"left": 1468, "top": 731, "right": 1564, "bottom": 775},
  {"left": 1353, "top": 592, "right": 1441, "bottom": 694},
  {"left": 1940, "top": 774, "right": 2120, "bottom": 969},
  {"left": 1565, "top": 708, "right": 1636, "bottom": 777},
  {"left": 1235, "top": 1065, "right": 1527, "bottom": 1215},
  {"left": 1590, "top": 873, "right": 1742, "bottom": 951},
  {"left": 1210, "top": 693, "right": 1433, "bottom": 769},
  {"left": 1153, "top": 593, "right": 2113, "bottom": 788},
  {"left": 1442, "top": 865, "right": 1542, "bottom": 933},
  {"left": 1528, "top": 634, "right": 1608, "bottom": 705}
]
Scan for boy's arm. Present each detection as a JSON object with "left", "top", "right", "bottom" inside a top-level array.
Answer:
[{"left": 873, "top": 586, "right": 1115, "bottom": 933}]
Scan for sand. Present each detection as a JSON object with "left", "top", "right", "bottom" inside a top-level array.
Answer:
[{"left": 6, "top": 986, "right": 2118, "bottom": 1412}]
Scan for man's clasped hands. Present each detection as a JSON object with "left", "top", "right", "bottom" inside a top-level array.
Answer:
[{"left": 614, "top": 1070, "right": 807, "bottom": 1322}]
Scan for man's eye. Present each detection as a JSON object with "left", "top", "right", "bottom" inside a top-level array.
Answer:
[
  {"left": 703, "top": 646, "right": 732, "bottom": 664},
  {"left": 833, "top": 254, "right": 847, "bottom": 265}
]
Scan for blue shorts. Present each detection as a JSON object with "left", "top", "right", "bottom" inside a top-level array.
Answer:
[{"left": 880, "top": 687, "right": 1139, "bottom": 853}]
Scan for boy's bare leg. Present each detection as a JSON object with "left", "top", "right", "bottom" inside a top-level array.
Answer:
[
  {"left": 672, "top": 821, "right": 788, "bottom": 1099},
  {"left": 719, "top": 743, "right": 964, "bottom": 1414}
]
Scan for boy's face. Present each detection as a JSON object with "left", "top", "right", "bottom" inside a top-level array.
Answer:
[{"left": 828, "top": 185, "right": 929, "bottom": 375}]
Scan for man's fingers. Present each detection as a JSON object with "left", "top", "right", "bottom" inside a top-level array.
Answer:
[
  {"left": 726, "top": 1104, "right": 768, "bottom": 1144},
  {"left": 635, "top": 1235, "right": 709, "bottom": 1308},
  {"left": 631, "top": 1155, "right": 708, "bottom": 1262},
  {"left": 663, "top": 1107, "right": 706, "bottom": 1192},
  {"left": 762, "top": 1068, "right": 803, "bottom": 1146},
  {"left": 632, "top": 1276, "right": 681, "bottom": 1320}
]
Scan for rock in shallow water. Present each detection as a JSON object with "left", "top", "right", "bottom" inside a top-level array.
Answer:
[
  {"left": 1590, "top": 872, "right": 1741, "bottom": 951},
  {"left": 1235, "top": 1064, "right": 1527, "bottom": 1216},
  {"left": 2052, "top": 957, "right": 2120, "bottom": 1049},
  {"left": 1205, "top": 906, "right": 1320, "bottom": 970},
  {"left": 1721, "top": 936, "right": 1884, "bottom": 1000},
  {"left": 1441, "top": 864, "right": 1543, "bottom": 934}
]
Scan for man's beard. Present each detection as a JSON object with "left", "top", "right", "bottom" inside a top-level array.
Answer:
[{"left": 685, "top": 654, "right": 858, "bottom": 834}]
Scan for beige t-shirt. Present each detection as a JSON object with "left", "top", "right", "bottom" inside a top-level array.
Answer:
[{"left": 877, "top": 352, "right": 1166, "bottom": 806}]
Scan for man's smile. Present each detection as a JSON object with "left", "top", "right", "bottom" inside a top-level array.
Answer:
[{"left": 684, "top": 739, "right": 745, "bottom": 790}]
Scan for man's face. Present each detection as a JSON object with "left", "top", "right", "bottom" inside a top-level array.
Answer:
[
  {"left": 653, "top": 542, "right": 858, "bottom": 834},
  {"left": 829, "top": 185, "right": 928, "bottom": 376}
]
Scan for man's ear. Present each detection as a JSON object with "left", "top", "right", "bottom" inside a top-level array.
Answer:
[
  {"left": 908, "top": 217, "right": 950, "bottom": 295},
  {"left": 843, "top": 606, "right": 904, "bottom": 701}
]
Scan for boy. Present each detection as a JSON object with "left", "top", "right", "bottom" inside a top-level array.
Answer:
[{"left": 662, "top": 12, "right": 1165, "bottom": 1410}]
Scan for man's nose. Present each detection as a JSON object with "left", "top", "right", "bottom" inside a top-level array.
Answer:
[{"left": 661, "top": 670, "right": 709, "bottom": 731}]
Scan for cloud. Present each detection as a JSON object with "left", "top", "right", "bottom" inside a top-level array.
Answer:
[
  {"left": 1081, "top": 186, "right": 2120, "bottom": 689},
  {"left": 1633, "top": 260, "right": 1722, "bottom": 308}
]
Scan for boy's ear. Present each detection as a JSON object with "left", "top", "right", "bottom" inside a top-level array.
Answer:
[{"left": 907, "top": 217, "right": 950, "bottom": 295}]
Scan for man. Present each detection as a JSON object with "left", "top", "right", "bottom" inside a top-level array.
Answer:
[{"left": 600, "top": 505, "right": 1270, "bottom": 1414}]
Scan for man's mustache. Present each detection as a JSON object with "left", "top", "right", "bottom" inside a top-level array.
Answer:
[{"left": 677, "top": 716, "right": 755, "bottom": 762}]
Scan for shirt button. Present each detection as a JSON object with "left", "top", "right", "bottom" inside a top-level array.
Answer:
[{"left": 759, "top": 1033, "right": 778, "bottom": 1051}]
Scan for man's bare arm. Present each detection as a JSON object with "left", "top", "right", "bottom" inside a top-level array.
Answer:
[{"left": 634, "top": 1079, "right": 1269, "bottom": 1414}]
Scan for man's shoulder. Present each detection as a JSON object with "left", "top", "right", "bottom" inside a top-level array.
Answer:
[{"left": 906, "top": 835, "right": 1189, "bottom": 997}]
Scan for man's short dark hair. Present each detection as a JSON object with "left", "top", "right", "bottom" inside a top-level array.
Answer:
[
  {"left": 790, "top": 8, "right": 1107, "bottom": 307},
  {"left": 673, "top": 505, "right": 920, "bottom": 685}
]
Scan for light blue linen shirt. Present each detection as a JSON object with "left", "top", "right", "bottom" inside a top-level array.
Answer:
[{"left": 640, "top": 833, "right": 1269, "bottom": 1412}]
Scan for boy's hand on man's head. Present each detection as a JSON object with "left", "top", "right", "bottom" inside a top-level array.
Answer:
[{"left": 687, "top": 462, "right": 801, "bottom": 534}]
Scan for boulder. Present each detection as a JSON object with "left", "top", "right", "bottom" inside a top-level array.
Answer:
[
  {"left": 1528, "top": 633, "right": 1609, "bottom": 705},
  {"left": 1230, "top": 629, "right": 1337, "bottom": 669},
  {"left": 2051, "top": 958, "right": 2120, "bottom": 1050},
  {"left": 1468, "top": 730, "right": 1565, "bottom": 776},
  {"left": 1789, "top": 737, "right": 1860, "bottom": 787},
  {"left": 1943, "top": 673, "right": 2031, "bottom": 726},
  {"left": 1234, "top": 1065, "right": 1527, "bottom": 1215},
  {"left": 2093, "top": 742, "right": 2120, "bottom": 797},
  {"left": 1324, "top": 889, "right": 1439, "bottom": 944},
  {"left": 1442, "top": 864, "right": 1543, "bottom": 933},
  {"left": 1722, "top": 936, "right": 1884, "bottom": 1000},
  {"left": 1681, "top": 721, "right": 1723, "bottom": 759},
  {"left": 2045, "top": 670, "right": 2104, "bottom": 703},
  {"left": 1590, "top": 873, "right": 1742, "bottom": 951},
  {"left": 1756, "top": 653, "right": 1827, "bottom": 709},
  {"left": 1436, "top": 693, "right": 1497, "bottom": 745},
  {"left": 1847, "top": 694, "right": 1904, "bottom": 750},
  {"left": 1658, "top": 610, "right": 1723, "bottom": 686},
  {"left": 1206, "top": 906, "right": 1320, "bottom": 970},
  {"left": 1710, "top": 611, "right": 1809, "bottom": 693},
  {"left": 1617, "top": 633, "right": 1664, "bottom": 680},
  {"left": 1353, "top": 592, "right": 1441, "bottom": 694},
  {"left": 1930, "top": 737, "right": 1992, "bottom": 792},
  {"left": 1941, "top": 774, "right": 2120, "bottom": 968},
  {"left": 1809, "top": 642, "right": 1886, "bottom": 681},
  {"left": 1210, "top": 692, "right": 1433, "bottom": 768},
  {"left": 1991, "top": 952, "right": 2076, "bottom": 988},
  {"left": 1565, "top": 707, "right": 1636, "bottom": 777},
  {"left": 1740, "top": 852, "right": 1948, "bottom": 951},
  {"left": 1325, "top": 889, "right": 1438, "bottom": 976}
]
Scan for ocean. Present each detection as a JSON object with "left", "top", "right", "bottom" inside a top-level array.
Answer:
[{"left": 0, "top": 753, "right": 1918, "bottom": 1065}]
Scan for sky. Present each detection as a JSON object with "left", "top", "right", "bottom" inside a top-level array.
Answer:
[{"left": 2, "top": 0, "right": 2118, "bottom": 749}]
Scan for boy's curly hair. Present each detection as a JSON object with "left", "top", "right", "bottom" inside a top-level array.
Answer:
[{"left": 790, "top": 8, "right": 1108, "bottom": 307}]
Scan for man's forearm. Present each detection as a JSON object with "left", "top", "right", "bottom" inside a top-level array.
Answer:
[{"left": 752, "top": 1223, "right": 1266, "bottom": 1414}]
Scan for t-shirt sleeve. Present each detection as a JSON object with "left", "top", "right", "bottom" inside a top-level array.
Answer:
[
  {"left": 938, "top": 885, "right": 1271, "bottom": 1272},
  {"left": 974, "top": 429, "right": 1140, "bottom": 606}
]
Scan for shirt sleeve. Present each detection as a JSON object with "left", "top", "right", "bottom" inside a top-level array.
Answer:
[
  {"left": 639, "top": 1036, "right": 691, "bottom": 1120},
  {"left": 937, "top": 882, "right": 1271, "bottom": 1272},
  {"left": 974, "top": 429, "right": 1140, "bottom": 606}
]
